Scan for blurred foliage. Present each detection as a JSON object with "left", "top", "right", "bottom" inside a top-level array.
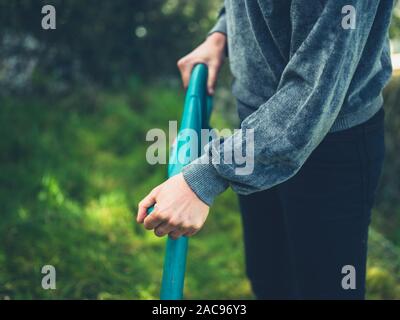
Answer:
[
  {"left": 0, "top": 0, "right": 221, "bottom": 91},
  {"left": 375, "top": 75, "right": 400, "bottom": 246},
  {"left": 390, "top": 2, "right": 400, "bottom": 40},
  {"left": 367, "top": 229, "right": 400, "bottom": 299},
  {"left": 0, "top": 80, "right": 250, "bottom": 299}
]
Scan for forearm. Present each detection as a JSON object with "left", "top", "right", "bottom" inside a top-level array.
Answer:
[{"left": 183, "top": 0, "right": 384, "bottom": 206}]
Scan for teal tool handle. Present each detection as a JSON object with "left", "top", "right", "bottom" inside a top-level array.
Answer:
[{"left": 146, "top": 64, "right": 212, "bottom": 300}]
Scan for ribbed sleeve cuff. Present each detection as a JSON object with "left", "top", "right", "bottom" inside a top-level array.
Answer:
[
  {"left": 208, "top": 13, "right": 227, "bottom": 36},
  {"left": 182, "top": 158, "right": 229, "bottom": 206}
]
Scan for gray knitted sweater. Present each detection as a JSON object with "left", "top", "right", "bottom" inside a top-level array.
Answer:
[{"left": 182, "top": 0, "right": 393, "bottom": 206}]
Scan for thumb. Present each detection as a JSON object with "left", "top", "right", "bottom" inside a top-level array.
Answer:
[{"left": 137, "top": 188, "right": 158, "bottom": 223}]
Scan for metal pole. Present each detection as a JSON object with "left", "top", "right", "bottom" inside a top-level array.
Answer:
[{"left": 146, "top": 64, "right": 212, "bottom": 299}]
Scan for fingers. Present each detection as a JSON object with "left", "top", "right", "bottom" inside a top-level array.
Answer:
[
  {"left": 151, "top": 217, "right": 200, "bottom": 239},
  {"left": 143, "top": 207, "right": 166, "bottom": 230},
  {"left": 169, "top": 227, "right": 187, "bottom": 240},
  {"left": 183, "top": 227, "right": 198, "bottom": 238},
  {"left": 207, "top": 64, "right": 219, "bottom": 95},
  {"left": 177, "top": 58, "right": 194, "bottom": 90},
  {"left": 170, "top": 225, "right": 200, "bottom": 240},
  {"left": 154, "top": 225, "right": 199, "bottom": 239},
  {"left": 137, "top": 187, "right": 158, "bottom": 223},
  {"left": 145, "top": 214, "right": 200, "bottom": 240},
  {"left": 154, "top": 220, "right": 177, "bottom": 237},
  {"left": 178, "top": 58, "right": 219, "bottom": 95}
]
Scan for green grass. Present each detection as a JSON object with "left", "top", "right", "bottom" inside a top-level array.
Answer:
[{"left": 0, "top": 81, "right": 399, "bottom": 299}]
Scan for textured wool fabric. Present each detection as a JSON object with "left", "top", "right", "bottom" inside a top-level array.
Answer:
[{"left": 183, "top": 0, "right": 393, "bottom": 206}]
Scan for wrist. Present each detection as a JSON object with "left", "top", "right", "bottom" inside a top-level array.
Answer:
[
  {"left": 182, "top": 156, "right": 229, "bottom": 206},
  {"left": 207, "top": 32, "right": 227, "bottom": 49}
]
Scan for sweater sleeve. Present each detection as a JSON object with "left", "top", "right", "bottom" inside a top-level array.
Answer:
[
  {"left": 208, "top": 6, "right": 227, "bottom": 36},
  {"left": 183, "top": 0, "right": 385, "bottom": 206}
]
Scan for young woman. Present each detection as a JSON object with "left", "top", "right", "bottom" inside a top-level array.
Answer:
[{"left": 137, "top": 0, "right": 394, "bottom": 299}]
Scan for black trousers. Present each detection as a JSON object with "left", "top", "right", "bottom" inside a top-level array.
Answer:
[{"left": 238, "top": 108, "right": 385, "bottom": 300}]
